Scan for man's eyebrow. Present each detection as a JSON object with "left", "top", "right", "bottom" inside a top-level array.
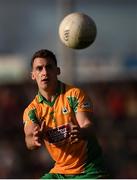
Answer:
[
  {"left": 35, "top": 64, "right": 53, "bottom": 68},
  {"left": 35, "top": 65, "right": 43, "bottom": 70},
  {"left": 36, "top": 65, "right": 43, "bottom": 68}
]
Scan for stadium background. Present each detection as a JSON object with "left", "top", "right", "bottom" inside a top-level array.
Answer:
[{"left": 0, "top": 0, "right": 137, "bottom": 178}]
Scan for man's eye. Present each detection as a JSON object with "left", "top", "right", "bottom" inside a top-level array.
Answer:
[{"left": 36, "top": 66, "right": 43, "bottom": 71}]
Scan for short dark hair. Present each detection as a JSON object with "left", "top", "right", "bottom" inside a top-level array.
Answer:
[{"left": 31, "top": 49, "right": 57, "bottom": 68}]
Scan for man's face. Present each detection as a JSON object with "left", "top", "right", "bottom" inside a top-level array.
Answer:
[{"left": 31, "top": 57, "right": 60, "bottom": 92}]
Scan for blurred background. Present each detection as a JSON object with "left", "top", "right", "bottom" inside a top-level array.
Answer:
[{"left": 0, "top": 0, "right": 137, "bottom": 178}]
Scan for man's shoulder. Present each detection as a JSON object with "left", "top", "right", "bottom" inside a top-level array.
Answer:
[{"left": 60, "top": 81, "right": 89, "bottom": 99}]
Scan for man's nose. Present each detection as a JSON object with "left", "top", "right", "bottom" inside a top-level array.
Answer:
[{"left": 42, "top": 67, "right": 47, "bottom": 75}]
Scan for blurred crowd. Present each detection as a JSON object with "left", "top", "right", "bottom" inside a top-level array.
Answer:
[{"left": 0, "top": 80, "right": 137, "bottom": 178}]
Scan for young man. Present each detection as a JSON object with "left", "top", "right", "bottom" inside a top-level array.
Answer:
[{"left": 23, "top": 49, "right": 108, "bottom": 179}]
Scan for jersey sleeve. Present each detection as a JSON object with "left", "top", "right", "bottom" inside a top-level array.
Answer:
[
  {"left": 23, "top": 104, "right": 40, "bottom": 127},
  {"left": 67, "top": 87, "right": 93, "bottom": 113}
]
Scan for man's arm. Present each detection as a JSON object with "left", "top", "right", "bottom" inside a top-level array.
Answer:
[
  {"left": 24, "top": 121, "right": 45, "bottom": 150},
  {"left": 70, "top": 111, "right": 96, "bottom": 144}
]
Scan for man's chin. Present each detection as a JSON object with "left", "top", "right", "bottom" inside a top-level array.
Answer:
[
  {"left": 39, "top": 84, "right": 49, "bottom": 91},
  {"left": 43, "top": 85, "right": 49, "bottom": 90}
]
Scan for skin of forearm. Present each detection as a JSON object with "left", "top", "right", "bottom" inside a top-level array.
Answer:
[{"left": 24, "top": 123, "right": 42, "bottom": 150}]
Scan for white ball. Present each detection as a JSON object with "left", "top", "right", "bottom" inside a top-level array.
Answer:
[{"left": 59, "top": 12, "right": 97, "bottom": 49}]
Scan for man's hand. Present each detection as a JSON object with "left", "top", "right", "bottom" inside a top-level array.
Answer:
[
  {"left": 69, "top": 111, "right": 95, "bottom": 144},
  {"left": 69, "top": 124, "right": 81, "bottom": 144},
  {"left": 24, "top": 120, "right": 45, "bottom": 150}
]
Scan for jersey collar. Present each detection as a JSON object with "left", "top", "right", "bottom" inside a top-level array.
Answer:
[{"left": 37, "top": 81, "right": 65, "bottom": 106}]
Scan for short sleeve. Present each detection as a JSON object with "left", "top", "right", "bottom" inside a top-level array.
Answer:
[
  {"left": 23, "top": 105, "right": 39, "bottom": 126},
  {"left": 67, "top": 88, "right": 93, "bottom": 113}
]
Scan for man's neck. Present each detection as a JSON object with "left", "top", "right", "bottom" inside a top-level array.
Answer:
[
  {"left": 43, "top": 92, "right": 56, "bottom": 102},
  {"left": 39, "top": 81, "right": 60, "bottom": 102}
]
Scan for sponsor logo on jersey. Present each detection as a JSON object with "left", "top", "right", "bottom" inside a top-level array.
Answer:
[{"left": 46, "top": 124, "right": 70, "bottom": 144}]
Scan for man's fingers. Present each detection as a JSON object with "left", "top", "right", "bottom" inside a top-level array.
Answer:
[
  {"left": 33, "top": 134, "right": 42, "bottom": 147},
  {"left": 40, "top": 120, "right": 45, "bottom": 132},
  {"left": 33, "top": 125, "right": 40, "bottom": 132},
  {"left": 34, "top": 140, "right": 42, "bottom": 147},
  {"left": 69, "top": 123, "right": 81, "bottom": 144},
  {"left": 71, "top": 134, "right": 77, "bottom": 138},
  {"left": 70, "top": 138, "right": 79, "bottom": 144},
  {"left": 70, "top": 126, "right": 80, "bottom": 136}
]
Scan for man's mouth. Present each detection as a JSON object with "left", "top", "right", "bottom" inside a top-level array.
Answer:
[{"left": 41, "top": 78, "right": 49, "bottom": 83}]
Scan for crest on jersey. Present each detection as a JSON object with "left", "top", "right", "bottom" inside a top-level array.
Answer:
[{"left": 62, "top": 107, "right": 69, "bottom": 114}]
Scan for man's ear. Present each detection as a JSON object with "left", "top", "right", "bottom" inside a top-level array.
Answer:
[
  {"left": 31, "top": 72, "right": 35, "bottom": 80},
  {"left": 57, "top": 67, "right": 61, "bottom": 75}
]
